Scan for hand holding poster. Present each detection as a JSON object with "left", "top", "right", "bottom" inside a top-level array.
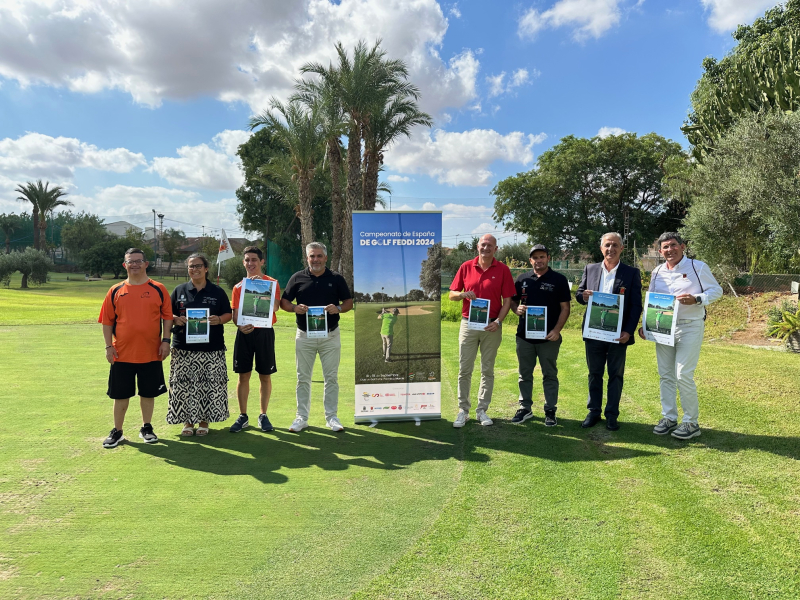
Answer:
[
  {"left": 237, "top": 277, "right": 275, "bottom": 328},
  {"left": 306, "top": 306, "right": 328, "bottom": 338},
  {"left": 583, "top": 292, "right": 625, "bottom": 343},
  {"left": 642, "top": 292, "right": 677, "bottom": 346},
  {"left": 468, "top": 298, "right": 490, "bottom": 330},
  {"left": 186, "top": 308, "right": 210, "bottom": 344},
  {"left": 525, "top": 306, "right": 547, "bottom": 340}
]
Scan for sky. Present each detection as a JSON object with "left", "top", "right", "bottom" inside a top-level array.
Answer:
[{"left": 0, "top": 0, "right": 781, "bottom": 249}]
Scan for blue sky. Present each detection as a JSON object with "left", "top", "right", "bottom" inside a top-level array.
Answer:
[{"left": 0, "top": 0, "right": 779, "bottom": 248}]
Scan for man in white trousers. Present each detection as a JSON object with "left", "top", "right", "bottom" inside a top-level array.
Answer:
[{"left": 639, "top": 232, "right": 723, "bottom": 440}]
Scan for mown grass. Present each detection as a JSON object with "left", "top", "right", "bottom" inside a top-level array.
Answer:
[{"left": 1, "top": 277, "right": 799, "bottom": 599}]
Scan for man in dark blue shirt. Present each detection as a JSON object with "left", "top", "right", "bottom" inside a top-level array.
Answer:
[
  {"left": 509, "top": 245, "right": 571, "bottom": 426},
  {"left": 280, "top": 242, "right": 353, "bottom": 433}
]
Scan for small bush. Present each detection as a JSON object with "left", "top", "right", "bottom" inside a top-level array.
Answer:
[
  {"left": 220, "top": 256, "right": 247, "bottom": 290},
  {"left": 441, "top": 296, "right": 463, "bottom": 322},
  {"left": 767, "top": 298, "right": 799, "bottom": 337}
]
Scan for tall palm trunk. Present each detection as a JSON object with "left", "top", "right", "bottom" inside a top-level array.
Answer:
[
  {"left": 298, "top": 174, "right": 315, "bottom": 252},
  {"left": 39, "top": 219, "right": 48, "bottom": 251},
  {"left": 362, "top": 147, "right": 381, "bottom": 210},
  {"left": 327, "top": 139, "right": 344, "bottom": 272},
  {"left": 341, "top": 123, "right": 361, "bottom": 293},
  {"left": 31, "top": 211, "right": 39, "bottom": 250}
]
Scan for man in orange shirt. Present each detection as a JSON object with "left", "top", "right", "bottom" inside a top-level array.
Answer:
[
  {"left": 230, "top": 246, "right": 280, "bottom": 433},
  {"left": 99, "top": 248, "right": 173, "bottom": 448}
]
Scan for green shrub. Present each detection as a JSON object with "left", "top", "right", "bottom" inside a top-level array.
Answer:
[
  {"left": 220, "top": 255, "right": 246, "bottom": 290},
  {"left": 766, "top": 299, "right": 799, "bottom": 336},
  {"left": 441, "top": 296, "right": 463, "bottom": 322}
]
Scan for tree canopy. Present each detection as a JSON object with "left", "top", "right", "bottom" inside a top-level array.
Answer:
[{"left": 493, "top": 133, "right": 687, "bottom": 262}]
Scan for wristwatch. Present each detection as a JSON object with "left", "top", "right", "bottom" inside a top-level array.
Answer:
[
  {"left": 695, "top": 296, "right": 702, "bottom": 305},
  {"left": 162, "top": 337, "right": 171, "bottom": 343}
]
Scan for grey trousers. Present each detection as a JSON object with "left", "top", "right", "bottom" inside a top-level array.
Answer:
[
  {"left": 381, "top": 334, "right": 393, "bottom": 360},
  {"left": 295, "top": 327, "right": 341, "bottom": 420},
  {"left": 457, "top": 319, "right": 503, "bottom": 412},
  {"left": 516, "top": 336, "right": 561, "bottom": 410}
]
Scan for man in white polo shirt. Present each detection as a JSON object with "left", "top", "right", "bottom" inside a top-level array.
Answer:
[{"left": 639, "top": 232, "right": 722, "bottom": 440}]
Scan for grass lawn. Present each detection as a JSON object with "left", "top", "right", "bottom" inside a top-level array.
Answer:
[{"left": 1, "top": 276, "right": 799, "bottom": 599}]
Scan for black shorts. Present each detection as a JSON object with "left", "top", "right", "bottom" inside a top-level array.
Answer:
[
  {"left": 233, "top": 328, "right": 277, "bottom": 375},
  {"left": 107, "top": 361, "right": 167, "bottom": 399}
]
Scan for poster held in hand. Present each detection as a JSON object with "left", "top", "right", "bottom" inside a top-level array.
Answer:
[
  {"left": 468, "top": 298, "right": 490, "bottom": 330},
  {"left": 642, "top": 292, "right": 677, "bottom": 346},
  {"left": 583, "top": 292, "right": 625, "bottom": 343},
  {"left": 237, "top": 277, "right": 275, "bottom": 328},
  {"left": 306, "top": 306, "right": 328, "bottom": 338},
  {"left": 186, "top": 308, "right": 210, "bottom": 344},
  {"left": 525, "top": 306, "right": 547, "bottom": 340}
]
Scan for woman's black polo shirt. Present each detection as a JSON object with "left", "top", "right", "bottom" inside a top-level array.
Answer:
[
  {"left": 282, "top": 268, "right": 352, "bottom": 331},
  {"left": 170, "top": 280, "right": 232, "bottom": 352}
]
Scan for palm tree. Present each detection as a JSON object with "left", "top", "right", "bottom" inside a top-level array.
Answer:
[
  {"left": 294, "top": 72, "right": 348, "bottom": 272},
  {"left": 362, "top": 92, "right": 432, "bottom": 210},
  {"left": 37, "top": 189, "right": 73, "bottom": 250},
  {"left": 0, "top": 213, "right": 22, "bottom": 254},
  {"left": 249, "top": 99, "right": 326, "bottom": 252},
  {"left": 15, "top": 180, "right": 70, "bottom": 250},
  {"left": 302, "top": 40, "right": 416, "bottom": 291}
]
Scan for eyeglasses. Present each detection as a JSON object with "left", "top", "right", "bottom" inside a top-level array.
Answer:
[
  {"left": 125, "top": 259, "right": 145, "bottom": 265},
  {"left": 188, "top": 264, "right": 206, "bottom": 270}
]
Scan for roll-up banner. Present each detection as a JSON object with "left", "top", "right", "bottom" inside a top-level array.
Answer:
[{"left": 353, "top": 211, "right": 442, "bottom": 423}]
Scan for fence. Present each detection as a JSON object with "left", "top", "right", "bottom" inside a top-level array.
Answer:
[{"left": 732, "top": 273, "right": 800, "bottom": 294}]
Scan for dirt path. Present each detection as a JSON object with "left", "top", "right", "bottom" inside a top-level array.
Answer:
[{"left": 729, "top": 292, "right": 790, "bottom": 347}]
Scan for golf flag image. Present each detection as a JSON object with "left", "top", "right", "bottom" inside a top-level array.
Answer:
[
  {"left": 352, "top": 210, "right": 442, "bottom": 424},
  {"left": 642, "top": 292, "right": 677, "bottom": 346},
  {"left": 217, "top": 229, "right": 235, "bottom": 264}
]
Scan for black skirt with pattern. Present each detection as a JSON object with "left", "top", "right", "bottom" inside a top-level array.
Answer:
[{"left": 166, "top": 348, "right": 229, "bottom": 424}]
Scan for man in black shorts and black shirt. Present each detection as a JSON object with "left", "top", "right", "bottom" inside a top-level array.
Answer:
[
  {"left": 510, "top": 244, "right": 571, "bottom": 426},
  {"left": 280, "top": 242, "right": 352, "bottom": 433}
]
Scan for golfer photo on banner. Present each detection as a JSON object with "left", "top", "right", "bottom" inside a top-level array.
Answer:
[
  {"left": 306, "top": 306, "right": 328, "bottom": 339},
  {"left": 642, "top": 292, "right": 677, "bottom": 346},
  {"left": 185, "top": 308, "right": 210, "bottom": 344},
  {"left": 237, "top": 277, "right": 275, "bottom": 328},
  {"left": 468, "top": 298, "right": 490, "bottom": 330},
  {"left": 525, "top": 306, "right": 547, "bottom": 340},
  {"left": 583, "top": 292, "right": 625, "bottom": 343}
]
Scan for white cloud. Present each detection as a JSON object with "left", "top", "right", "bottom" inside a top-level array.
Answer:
[
  {"left": 0, "top": 132, "right": 145, "bottom": 185},
  {"left": 449, "top": 4, "right": 462, "bottom": 18},
  {"left": 471, "top": 222, "right": 498, "bottom": 234},
  {"left": 0, "top": 0, "right": 479, "bottom": 116},
  {"left": 386, "top": 175, "right": 412, "bottom": 182},
  {"left": 597, "top": 126, "right": 627, "bottom": 138},
  {"left": 519, "top": 0, "right": 624, "bottom": 41},
  {"left": 385, "top": 128, "right": 547, "bottom": 186},
  {"left": 148, "top": 130, "right": 250, "bottom": 190},
  {"left": 700, "top": 0, "right": 779, "bottom": 33},
  {"left": 486, "top": 67, "right": 535, "bottom": 98}
]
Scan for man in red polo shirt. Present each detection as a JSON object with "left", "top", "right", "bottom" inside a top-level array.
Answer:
[{"left": 448, "top": 234, "right": 515, "bottom": 427}]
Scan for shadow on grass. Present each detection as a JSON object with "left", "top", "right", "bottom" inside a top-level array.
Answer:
[{"left": 132, "top": 414, "right": 798, "bottom": 485}]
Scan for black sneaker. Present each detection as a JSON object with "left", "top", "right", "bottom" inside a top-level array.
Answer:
[
  {"left": 103, "top": 428, "right": 124, "bottom": 448},
  {"left": 544, "top": 409, "right": 557, "bottom": 427},
  {"left": 230, "top": 414, "right": 248, "bottom": 433},
  {"left": 258, "top": 413, "right": 274, "bottom": 432},
  {"left": 511, "top": 408, "right": 533, "bottom": 423},
  {"left": 139, "top": 423, "right": 158, "bottom": 443}
]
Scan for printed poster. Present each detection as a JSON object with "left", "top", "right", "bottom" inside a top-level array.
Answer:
[
  {"left": 186, "top": 308, "right": 210, "bottom": 344},
  {"left": 237, "top": 277, "right": 275, "bottom": 328},
  {"left": 525, "top": 306, "right": 547, "bottom": 340},
  {"left": 642, "top": 292, "right": 677, "bottom": 346},
  {"left": 468, "top": 298, "right": 490, "bottom": 330},
  {"left": 306, "top": 306, "right": 328, "bottom": 338},
  {"left": 353, "top": 211, "right": 442, "bottom": 423},
  {"left": 583, "top": 292, "right": 625, "bottom": 343}
]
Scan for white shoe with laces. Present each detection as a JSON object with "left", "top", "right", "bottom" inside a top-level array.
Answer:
[
  {"left": 326, "top": 416, "right": 344, "bottom": 432},
  {"left": 453, "top": 410, "right": 469, "bottom": 428},
  {"left": 289, "top": 417, "right": 308, "bottom": 432},
  {"left": 476, "top": 409, "right": 493, "bottom": 426}
]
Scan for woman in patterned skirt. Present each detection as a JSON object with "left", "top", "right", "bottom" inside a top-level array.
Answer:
[{"left": 167, "top": 253, "right": 233, "bottom": 436}]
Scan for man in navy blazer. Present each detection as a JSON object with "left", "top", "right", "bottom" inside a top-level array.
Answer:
[{"left": 575, "top": 232, "right": 643, "bottom": 430}]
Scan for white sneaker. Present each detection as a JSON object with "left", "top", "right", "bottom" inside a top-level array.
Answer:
[
  {"left": 326, "top": 416, "right": 344, "bottom": 432},
  {"left": 289, "top": 417, "right": 308, "bottom": 432},
  {"left": 476, "top": 410, "right": 493, "bottom": 426},
  {"left": 453, "top": 410, "right": 469, "bottom": 428}
]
